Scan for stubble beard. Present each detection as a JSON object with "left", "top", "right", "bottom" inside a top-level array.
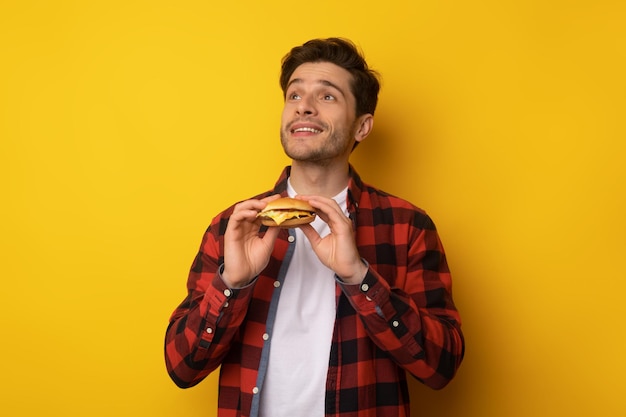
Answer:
[{"left": 280, "top": 122, "right": 357, "bottom": 166}]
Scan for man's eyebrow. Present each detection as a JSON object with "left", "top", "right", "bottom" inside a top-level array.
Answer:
[{"left": 286, "top": 78, "right": 347, "bottom": 97}]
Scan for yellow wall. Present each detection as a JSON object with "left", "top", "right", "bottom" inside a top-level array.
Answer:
[{"left": 1, "top": 1, "right": 624, "bottom": 416}]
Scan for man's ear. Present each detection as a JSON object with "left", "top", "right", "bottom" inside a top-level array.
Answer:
[{"left": 354, "top": 113, "right": 374, "bottom": 144}]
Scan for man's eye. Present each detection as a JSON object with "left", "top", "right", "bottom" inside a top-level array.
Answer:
[
  {"left": 289, "top": 93, "right": 301, "bottom": 100},
  {"left": 323, "top": 94, "right": 335, "bottom": 101}
]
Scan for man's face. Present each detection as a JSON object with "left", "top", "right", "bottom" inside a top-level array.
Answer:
[{"left": 280, "top": 62, "right": 362, "bottom": 165}]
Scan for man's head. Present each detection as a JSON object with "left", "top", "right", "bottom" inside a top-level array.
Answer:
[{"left": 280, "top": 38, "right": 380, "bottom": 118}]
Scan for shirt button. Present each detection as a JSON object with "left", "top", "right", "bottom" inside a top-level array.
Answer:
[
  {"left": 223, "top": 289, "right": 232, "bottom": 297},
  {"left": 262, "top": 333, "right": 269, "bottom": 341},
  {"left": 223, "top": 301, "right": 229, "bottom": 308},
  {"left": 273, "top": 281, "right": 281, "bottom": 288},
  {"left": 288, "top": 235, "right": 295, "bottom": 243},
  {"left": 392, "top": 320, "right": 399, "bottom": 328},
  {"left": 365, "top": 296, "right": 372, "bottom": 301},
  {"left": 361, "top": 283, "right": 369, "bottom": 292},
  {"left": 252, "top": 387, "right": 259, "bottom": 394},
  {"left": 206, "top": 327, "right": 213, "bottom": 334}
]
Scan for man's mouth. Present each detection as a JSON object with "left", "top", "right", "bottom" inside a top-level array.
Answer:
[{"left": 292, "top": 126, "right": 323, "bottom": 134}]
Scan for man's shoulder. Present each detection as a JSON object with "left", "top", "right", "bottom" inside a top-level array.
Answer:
[
  {"left": 359, "top": 182, "right": 425, "bottom": 212},
  {"left": 357, "top": 182, "right": 436, "bottom": 230}
]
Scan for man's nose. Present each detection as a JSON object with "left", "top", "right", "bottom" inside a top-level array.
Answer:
[{"left": 296, "top": 96, "right": 316, "bottom": 116}]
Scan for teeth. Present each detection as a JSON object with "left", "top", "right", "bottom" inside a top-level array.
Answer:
[{"left": 293, "top": 127, "right": 321, "bottom": 133}]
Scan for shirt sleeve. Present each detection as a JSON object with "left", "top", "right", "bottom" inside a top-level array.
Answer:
[
  {"left": 339, "top": 220, "right": 464, "bottom": 390},
  {"left": 164, "top": 224, "right": 255, "bottom": 388}
]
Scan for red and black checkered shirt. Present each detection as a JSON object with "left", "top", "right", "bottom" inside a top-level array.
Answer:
[{"left": 165, "top": 166, "right": 464, "bottom": 417}]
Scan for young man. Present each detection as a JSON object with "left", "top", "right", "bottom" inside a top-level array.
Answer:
[{"left": 165, "top": 38, "right": 464, "bottom": 417}]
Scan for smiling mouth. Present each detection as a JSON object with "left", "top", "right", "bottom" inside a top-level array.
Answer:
[{"left": 291, "top": 127, "right": 323, "bottom": 134}]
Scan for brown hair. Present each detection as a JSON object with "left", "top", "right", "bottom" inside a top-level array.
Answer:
[{"left": 280, "top": 38, "right": 381, "bottom": 116}]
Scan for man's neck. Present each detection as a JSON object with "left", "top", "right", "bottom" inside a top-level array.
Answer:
[{"left": 288, "top": 160, "right": 350, "bottom": 198}]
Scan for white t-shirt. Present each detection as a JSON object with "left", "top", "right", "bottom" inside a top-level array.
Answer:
[{"left": 258, "top": 182, "right": 348, "bottom": 417}]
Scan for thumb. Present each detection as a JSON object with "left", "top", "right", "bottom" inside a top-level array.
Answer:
[{"left": 261, "top": 225, "right": 281, "bottom": 248}]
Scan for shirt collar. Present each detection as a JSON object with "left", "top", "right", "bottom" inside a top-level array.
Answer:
[{"left": 271, "top": 164, "right": 364, "bottom": 214}]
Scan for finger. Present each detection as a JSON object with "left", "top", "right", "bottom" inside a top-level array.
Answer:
[
  {"left": 261, "top": 194, "right": 283, "bottom": 203},
  {"left": 301, "top": 196, "right": 349, "bottom": 228},
  {"left": 233, "top": 198, "right": 268, "bottom": 213},
  {"left": 231, "top": 195, "right": 282, "bottom": 223},
  {"left": 230, "top": 207, "right": 264, "bottom": 225},
  {"left": 299, "top": 195, "right": 342, "bottom": 214},
  {"left": 256, "top": 194, "right": 283, "bottom": 212}
]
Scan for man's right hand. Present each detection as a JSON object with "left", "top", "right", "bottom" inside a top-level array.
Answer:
[{"left": 221, "top": 195, "right": 281, "bottom": 288}]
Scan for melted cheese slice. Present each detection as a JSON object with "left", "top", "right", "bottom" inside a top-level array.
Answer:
[{"left": 259, "top": 209, "right": 313, "bottom": 225}]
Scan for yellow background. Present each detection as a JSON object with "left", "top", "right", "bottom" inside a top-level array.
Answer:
[{"left": 1, "top": 1, "right": 625, "bottom": 416}]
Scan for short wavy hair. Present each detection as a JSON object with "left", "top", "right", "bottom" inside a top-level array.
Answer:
[{"left": 280, "top": 38, "right": 381, "bottom": 116}]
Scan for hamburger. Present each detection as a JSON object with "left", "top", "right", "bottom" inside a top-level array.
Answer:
[{"left": 257, "top": 197, "right": 316, "bottom": 227}]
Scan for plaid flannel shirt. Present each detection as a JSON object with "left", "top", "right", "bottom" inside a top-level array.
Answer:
[{"left": 165, "top": 166, "right": 464, "bottom": 417}]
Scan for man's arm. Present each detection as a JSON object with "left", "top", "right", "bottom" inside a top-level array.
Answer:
[
  {"left": 164, "top": 228, "right": 256, "bottom": 388},
  {"left": 164, "top": 197, "right": 280, "bottom": 388},
  {"left": 340, "top": 225, "right": 464, "bottom": 389}
]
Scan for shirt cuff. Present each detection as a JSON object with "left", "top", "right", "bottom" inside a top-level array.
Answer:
[{"left": 337, "top": 261, "right": 390, "bottom": 313}]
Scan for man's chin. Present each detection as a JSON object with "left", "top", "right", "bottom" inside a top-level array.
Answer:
[
  {"left": 283, "top": 148, "right": 327, "bottom": 164},
  {"left": 281, "top": 141, "right": 317, "bottom": 161}
]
